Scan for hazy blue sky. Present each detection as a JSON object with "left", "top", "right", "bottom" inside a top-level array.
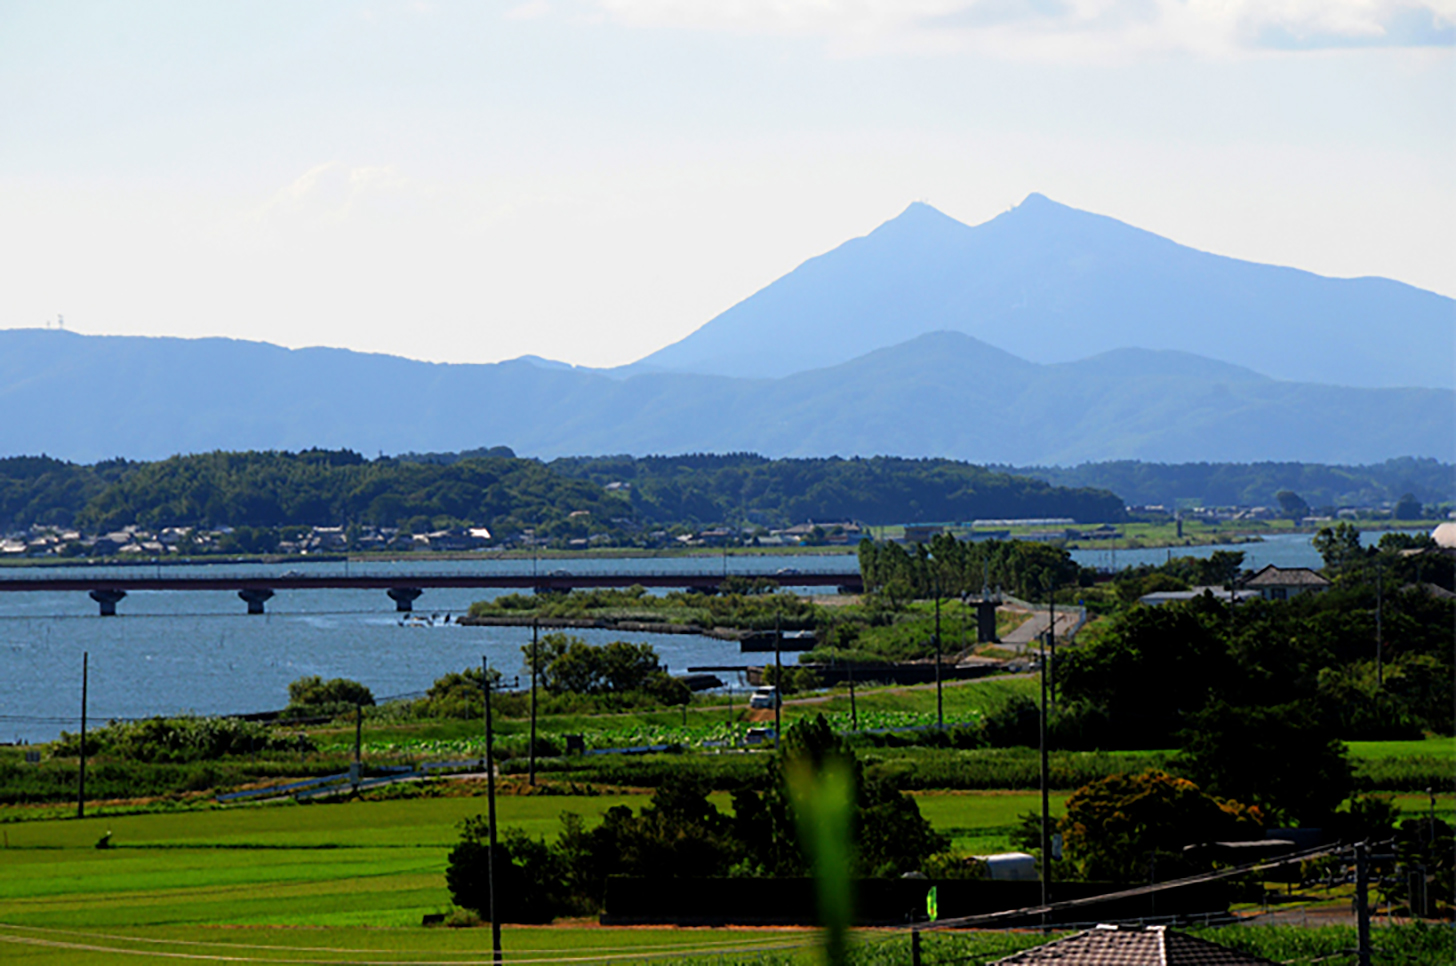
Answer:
[{"left": 2, "top": 1, "right": 1452, "bottom": 368}]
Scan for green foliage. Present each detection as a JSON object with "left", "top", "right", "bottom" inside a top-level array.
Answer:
[
  {"left": 285, "top": 675, "right": 375, "bottom": 718},
  {"left": 1057, "top": 770, "right": 1263, "bottom": 882},
  {"left": 402, "top": 665, "right": 505, "bottom": 719},
  {"left": 1313, "top": 521, "right": 1368, "bottom": 573},
  {"left": 524, "top": 633, "right": 688, "bottom": 705},
  {"left": 468, "top": 586, "right": 819, "bottom": 632},
  {"left": 762, "top": 664, "right": 822, "bottom": 695},
  {"left": 50, "top": 715, "right": 309, "bottom": 764},
  {"left": 858, "top": 535, "right": 1081, "bottom": 602},
  {"left": 1192, "top": 922, "right": 1455, "bottom": 966},
  {"left": 1174, "top": 700, "right": 1352, "bottom": 824},
  {"left": 446, "top": 715, "right": 951, "bottom": 921},
  {"left": 1392, "top": 816, "right": 1453, "bottom": 917},
  {"left": 550, "top": 453, "right": 1125, "bottom": 528},
  {"left": 444, "top": 816, "right": 577, "bottom": 923}
]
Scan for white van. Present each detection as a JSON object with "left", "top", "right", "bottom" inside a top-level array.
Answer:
[{"left": 748, "top": 686, "right": 781, "bottom": 709}]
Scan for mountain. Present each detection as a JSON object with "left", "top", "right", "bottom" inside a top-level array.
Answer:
[
  {"left": 1, "top": 329, "right": 1449, "bottom": 465},
  {"left": 628, "top": 195, "right": 1455, "bottom": 389}
]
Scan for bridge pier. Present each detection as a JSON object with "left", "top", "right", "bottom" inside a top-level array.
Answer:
[
  {"left": 387, "top": 587, "right": 423, "bottom": 612},
  {"left": 89, "top": 589, "right": 127, "bottom": 617},
  {"left": 238, "top": 589, "right": 274, "bottom": 615}
]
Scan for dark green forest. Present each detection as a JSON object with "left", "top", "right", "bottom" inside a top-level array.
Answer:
[
  {"left": 0, "top": 449, "right": 1121, "bottom": 537},
  {"left": 5, "top": 449, "right": 1450, "bottom": 539},
  {"left": 547, "top": 453, "right": 1124, "bottom": 526}
]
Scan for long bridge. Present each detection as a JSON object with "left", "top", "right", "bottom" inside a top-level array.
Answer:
[{"left": 0, "top": 569, "right": 865, "bottom": 615}]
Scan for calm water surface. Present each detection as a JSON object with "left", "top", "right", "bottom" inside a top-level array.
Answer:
[{"left": 0, "top": 533, "right": 1404, "bottom": 740}]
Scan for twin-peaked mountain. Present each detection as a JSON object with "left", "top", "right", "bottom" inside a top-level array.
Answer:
[{"left": 629, "top": 194, "right": 1453, "bottom": 390}]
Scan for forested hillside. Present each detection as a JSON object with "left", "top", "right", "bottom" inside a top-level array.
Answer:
[
  {"left": 0, "top": 449, "right": 1122, "bottom": 536},
  {"left": 1010, "top": 458, "right": 1454, "bottom": 510},
  {"left": 546, "top": 453, "right": 1124, "bottom": 527}
]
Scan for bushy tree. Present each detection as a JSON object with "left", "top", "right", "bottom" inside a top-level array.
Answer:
[
  {"left": 284, "top": 676, "right": 374, "bottom": 718},
  {"left": 1058, "top": 770, "right": 1263, "bottom": 882},
  {"left": 1174, "top": 699, "right": 1351, "bottom": 825},
  {"left": 525, "top": 634, "right": 687, "bottom": 704},
  {"left": 445, "top": 816, "right": 575, "bottom": 923},
  {"left": 1275, "top": 490, "right": 1310, "bottom": 520}
]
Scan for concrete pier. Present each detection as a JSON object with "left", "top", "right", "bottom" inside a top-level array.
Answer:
[
  {"left": 89, "top": 588, "right": 127, "bottom": 616},
  {"left": 387, "top": 587, "right": 423, "bottom": 612},
  {"left": 238, "top": 588, "right": 275, "bottom": 615},
  {"left": 974, "top": 597, "right": 1000, "bottom": 643}
]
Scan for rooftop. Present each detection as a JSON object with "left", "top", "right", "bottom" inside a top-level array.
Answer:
[
  {"left": 1240, "top": 565, "right": 1331, "bottom": 588},
  {"left": 992, "top": 925, "right": 1278, "bottom": 965}
]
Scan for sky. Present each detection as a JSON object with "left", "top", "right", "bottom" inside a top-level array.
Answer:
[{"left": 1, "top": 1, "right": 1452, "bottom": 369}]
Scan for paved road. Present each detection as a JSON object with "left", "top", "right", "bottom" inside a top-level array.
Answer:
[{"left": 999, "top": 609, "right": 1082, "bottom": 652}]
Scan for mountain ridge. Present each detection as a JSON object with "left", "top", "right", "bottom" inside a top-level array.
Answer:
[
  {"left": 1, "top": 328, "right": 1447, "bottom": 466},
  {"left": 627, "top": 193, "right": 1455, "bottom": 389}
]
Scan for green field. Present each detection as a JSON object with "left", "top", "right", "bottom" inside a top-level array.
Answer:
[
  {"left": 1348, "top": 736, "right": 1455, "bottom": 760},
  {"left": 3, "top": 776, "right": 1452, "bottom": 964},
  {"left": 0, "top": 789, "right": 1061, "bottom": 929}
]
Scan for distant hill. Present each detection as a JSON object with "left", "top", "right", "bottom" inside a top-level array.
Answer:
[
  {"left": 628, "top": 194, "right": 1455, "bottom": 389},
  {"left": 0, "top": 329, "right": 1449, "bottom": 465},
  {"left": 1006, "top": 458, "right": 1455, "bottom": 511},
  {"left": 0, "top": 450, "right": 1123, "bottom": 534}
]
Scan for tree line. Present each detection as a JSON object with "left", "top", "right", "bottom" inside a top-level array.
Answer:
[
  {"left": 0, "top": 448, "right": 1123, "bottom": 536},
  {"left": 1009, "top": 456, "right": 1452, "bottom": 512}
]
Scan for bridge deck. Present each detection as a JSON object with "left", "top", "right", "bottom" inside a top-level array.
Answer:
[{"left": 0, "top": 572, "right": 863, "bottom": 593}]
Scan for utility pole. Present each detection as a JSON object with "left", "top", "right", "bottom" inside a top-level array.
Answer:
[
  {"left": 848, "top": 661, "right": 857, "bottom": 732},
  {"left": 352, "top": 703, "right": 363, "bottom": 794},
  {"left": 934, "top": 582, "right": 943, "bottom": 730},
  {"left": 1047, "top": 579, "right": 1057, "bottom": 712},
  {"left": 482, "top": 656, "right": 502, "bottom": 965},
  {"left": 529, "top": 620, "right": 539, "bottom": 787},
  {"left": 1375, "top": 561, "right": 1384, "bottom": 689},
  {"left": 77, "top": 651, "right": 88, "bottom": 819},
  {"left": 1039, "top": 595, "right": 1051, "bottom": 930},
  {"left": 1355, "top": 843, "right": 1371, "bottom": 966},
  {"left": 773, "top": 616, "right": 782, "bottom": 745}
]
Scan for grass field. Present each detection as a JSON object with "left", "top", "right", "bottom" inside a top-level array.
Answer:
[
  {"left": 1348, "top": 736, "right": 1455, "bottom": 760},
  {"left": 3, "top": 785, "right": 1453, "bottom": 964},
  {"left": 0, "top": 788, "right": 1079, "bottom": 931}
]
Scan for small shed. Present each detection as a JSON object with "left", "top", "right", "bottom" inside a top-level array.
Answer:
[
  {"left": 991, "top": 924, "right": 1278, "bottom": 965},
  {"left": 973, "top": 852, "right": 1038, "bottom": 882}
]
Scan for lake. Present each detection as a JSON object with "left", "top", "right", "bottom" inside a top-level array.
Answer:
[{"left": 0, "top": 532, "right": 1404, "bottom": 741}]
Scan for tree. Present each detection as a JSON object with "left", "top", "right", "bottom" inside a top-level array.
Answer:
[
  {"left": 445, "top": 816, "right": 574, "bottom": 923},
  {"left": 1275, "top": 490, "right": 1310, "bottom": 520},
  {"left": 734, "top": 714, "right": 948, "bottom": 878},
  {"left": 1174, "top": 699, "right": 1351, "bottom": 824},
  {"left": 1056, "top": 597, "right": 1235, "bottom": 746},
  {"left": 1312, "top": 521, "right": 1368, "bottom": 574},
  {"left": 1393, "top": 493, "right": 1424, "bottom": 520},
  {"left": 285, "top": 675, "right": 374, "bottom": 716},
  {"left": 1059, "top": 771, "right": 1263, "bottom": 882}
]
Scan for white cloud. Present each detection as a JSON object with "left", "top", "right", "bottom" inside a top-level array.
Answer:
[{"left": 581, "top": 0, "right": 1455, "bottom": 58}]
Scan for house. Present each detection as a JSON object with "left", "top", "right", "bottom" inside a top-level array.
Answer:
[
  {"left": 991, "top": 924, "right": 1277, "bottom": 965},
  {"left": 1139, "top": 586, "right": 1260, "bottom": 607},
  {"left": 1239, "top": 564, "right": 1331, "bottom": 601}
]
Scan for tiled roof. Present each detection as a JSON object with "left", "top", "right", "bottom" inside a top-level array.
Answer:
[
  {"left": 991, "top": 925, "right": 1279, "bottom": 965},
  {"left": 1241, "top": 565, "right": 1330, "bottom": 588}
]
